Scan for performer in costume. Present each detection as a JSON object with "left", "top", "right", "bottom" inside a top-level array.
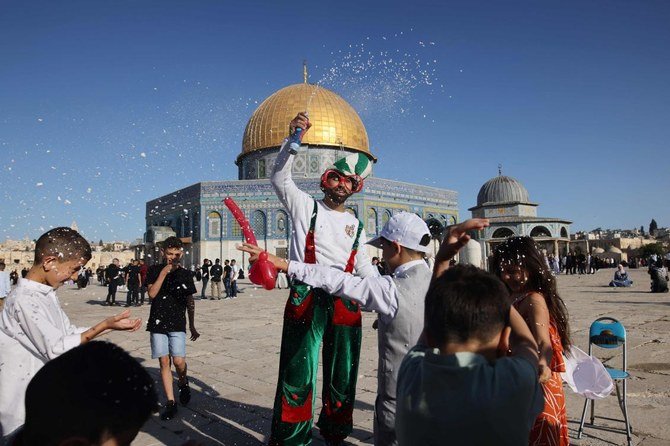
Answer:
[{"left": 270, "top": 113, "right": 378, "bottom": 445}]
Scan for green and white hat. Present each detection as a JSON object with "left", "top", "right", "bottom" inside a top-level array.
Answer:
[{"left": 330, "top": 153, "right": 373, "bottom": 179}]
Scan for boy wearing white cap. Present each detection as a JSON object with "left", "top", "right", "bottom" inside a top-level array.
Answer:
[{"left": 240, "top": 214, "right": 489, "bottom": 446}]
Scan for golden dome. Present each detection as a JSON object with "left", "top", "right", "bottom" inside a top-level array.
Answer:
[{"left": 241, "top": 83, "right": 372, "bottom": 159}]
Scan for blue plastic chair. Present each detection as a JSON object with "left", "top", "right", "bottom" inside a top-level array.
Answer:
[{"left": 577, "top": 317, "right": 633, "bottom": 445}]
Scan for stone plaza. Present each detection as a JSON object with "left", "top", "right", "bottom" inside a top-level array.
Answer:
[{"left": 58, "top": 267, "right": 669, "bottom": 446}]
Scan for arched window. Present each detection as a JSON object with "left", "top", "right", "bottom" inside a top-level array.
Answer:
[
  {"left": 257, "top": 159, "right": 266, "bottom": 178},
  {"left": 251, "top": 210, "right": 267, "bottom": 239},
  {"left": 492, "top": 227, "right": 514, "bottom": 238},
  {"left": 560, "top": 227, "right": 568, "bottom": 238},
  {"left": 207, "top": 211, "right": 221, "bottom": 239},
  {"left": 425, "top": 218, "right": 444, "bottom": 239},
  {"left": 345, "top": 207, "right": 357, "bottom": 218},
  {"left": 276, "top": 210, "right": 288, "bottom": 239},
  {"left": 232, "top": 219, "right": 242, "bottom": 238},
  {"left": 530, "top": 226, "right": 552, "bottom": 237},
  {"left": 367, "top": 208, "right": 378, "bottom": 235}
]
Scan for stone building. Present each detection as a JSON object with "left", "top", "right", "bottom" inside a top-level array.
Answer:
[
  {"left": 469, "top": 172, "right": 571, "bottom": 266},
  {"left": 142, "top": 76, "right": 458, "bottom": 267}
]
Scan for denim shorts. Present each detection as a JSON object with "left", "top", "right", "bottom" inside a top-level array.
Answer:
[{"left": 150, "top": 331, "right": 186, "bottom": 359}]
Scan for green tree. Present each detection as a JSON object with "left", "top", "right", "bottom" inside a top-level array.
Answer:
[
  {"left": 640, "top": 243, "right": 665, "bottom": 258},
  {"left": 649, "top": 219, "right": 658, "bottom": 235},
  {"left": 98, "top": 239, "right": 104, "bottom": 247}
]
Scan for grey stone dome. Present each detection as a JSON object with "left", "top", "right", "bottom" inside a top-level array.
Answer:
[{"left": 477, "top": 175, "right": 530, "bottom": 206}]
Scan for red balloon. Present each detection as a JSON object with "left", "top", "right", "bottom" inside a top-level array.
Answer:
[
  {"left": 249, "top": 251, "right": 277, "bottom": 290},
  {"left": 223, "top": 197, "right": 258, "bottom": 246},
  {"left": 223, "top": 197, "right": 276, "bottom": 290}
]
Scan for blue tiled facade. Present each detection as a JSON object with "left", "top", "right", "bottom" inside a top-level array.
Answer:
[{"left": 145, "top": 175, "right": 458, "bottom": 266}]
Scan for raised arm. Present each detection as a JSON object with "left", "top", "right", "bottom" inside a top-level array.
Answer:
[
  {"left": 148, "top": 264, "right": 172, "bottom": 299},
  {"left": 270, "top": 113, "right": 314, "bottom": 214},
  {"left": 432, "top": 218, "right": 490, "bottom": 280}
]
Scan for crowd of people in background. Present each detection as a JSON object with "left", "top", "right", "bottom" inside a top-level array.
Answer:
[{"left": 194, "top": 258, "right": 241, "bottom": 300}]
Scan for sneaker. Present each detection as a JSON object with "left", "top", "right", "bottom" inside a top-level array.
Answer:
[
  {"left": 160, "top": 400, "right": 177, "bottom": 420},
  {"left": 178, "top": 381, "right": 191, "bottom": 406}
]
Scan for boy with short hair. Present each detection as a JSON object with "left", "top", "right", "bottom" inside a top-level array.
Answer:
[
  {"left": 240, "top": 216, "right": 489, "bottom": 446},
  {"left": 0, "top": 227, "right": 142, "bottom": 438},
  {"left": 13, "top": 341, "right": 158, "bottom": 446},
  {"left": 395, "top": 264, "right": 544, "bottom": 445},
  {"left": 146, "top": 236, "right": 200, "bottom": 420}
]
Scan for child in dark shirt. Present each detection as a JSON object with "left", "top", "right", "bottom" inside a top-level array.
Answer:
[{"left": 146, "top": 236, "right": 200, "bottom": 420}]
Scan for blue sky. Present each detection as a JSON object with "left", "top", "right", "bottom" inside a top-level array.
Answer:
[{"left": 1, "top": 0, "right": 669, "bottom": 241}]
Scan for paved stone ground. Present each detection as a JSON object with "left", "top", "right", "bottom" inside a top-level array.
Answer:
[{"left": 56, "top": 267, "right": 669, "bottom": 445}]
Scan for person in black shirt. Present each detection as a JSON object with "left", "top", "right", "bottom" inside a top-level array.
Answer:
[
  {"left": 104, "top": 258, "right": 121, "bottom": 306},
  {"left": 209, "top": 259, "right": 223, "bottom": 300},
  {"left": 223, "top": 259, "right": 232, "bottom": 298},
  {"left": 10, "top": 269, "right": 19, "bottom": 286},
  {"left": 147, "top": 237, "right": 200, "bottom": 420},
  {"left": 200, "top": 259, "right": 211, "bottom": 300},
  {"left": 125, "top": 259, "right": 142, "bottom": 307}
]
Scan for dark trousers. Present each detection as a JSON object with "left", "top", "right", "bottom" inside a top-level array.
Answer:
[
  {"left": 127, "top": 283, "right": 139, "bottom": 305},
  {"left": 139, "top": 285, "right": 146, "bottom": 304},
  {"left": 106, "top": 282, "right": 118, "bottom": 304},
  {"left": 201, "top": 277, "right": 209, "bottom": 298},
  {"left": 224, "top": 277, "right": 232, "bottom": 297},
  {"left": 230, "top": 280, "right": 238, "bottom": 297}
]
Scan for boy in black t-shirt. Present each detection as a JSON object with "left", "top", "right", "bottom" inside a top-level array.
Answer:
[{"left": 146, "top": 237, "right": 200, "bottom": 420}]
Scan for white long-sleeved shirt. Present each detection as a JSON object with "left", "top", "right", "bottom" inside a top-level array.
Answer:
[
  {"left": 288, "top": 259, "right": 428, "bottom": 323},
  {"left": 271, "top": 139, "right": 377, "bottom": 278},
  {"left": 0, "top": 271, "right": 10, "bottom": 299},
  {"left": 0, "top": 278, "right": 88, "bottom": 436}
]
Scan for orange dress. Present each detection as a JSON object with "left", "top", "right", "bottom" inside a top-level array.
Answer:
[{"left": 516, "top": 300, "right": 569, "bottom": 446}]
